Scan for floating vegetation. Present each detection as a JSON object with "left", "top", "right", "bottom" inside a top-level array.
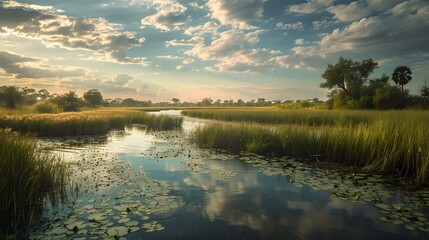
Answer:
[
  {"left": 28, "top": 142, "right": 184, "bottom": 239},
  {"left": 237, "top": 153, "right": 429, "bottom": 233},
  {"left": 0, "top": 109, "right": 183, "bottom": 136}
]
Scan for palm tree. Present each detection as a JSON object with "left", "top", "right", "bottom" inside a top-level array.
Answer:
[{"left": 392, "top": 66, "right": 412, "bottom": 94}]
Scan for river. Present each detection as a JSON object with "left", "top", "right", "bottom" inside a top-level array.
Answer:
[{"left": 30, "top": 110, "right": 429, "bottom": 239}]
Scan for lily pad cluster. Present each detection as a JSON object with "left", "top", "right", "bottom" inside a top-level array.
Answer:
[
  {"left": 29, "top": 145, "right": 181, "bottom": 239},
  {"left": 238, "top": 153, "right": 429, "bottom": 233}
]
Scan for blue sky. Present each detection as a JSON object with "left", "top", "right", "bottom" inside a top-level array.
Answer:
[{"left": 0, "top": 0, "right": 428, "bottom": 102}]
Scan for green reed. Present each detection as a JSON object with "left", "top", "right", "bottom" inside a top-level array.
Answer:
[
  {"left": 191, "top": 111, "right": 429, "bottom": 184},
  {"left": 0, "top": 129, "right": 66, "bottom": 235},
  {"left": 0, "top": 110, "right": 183, "bottom": 136}
]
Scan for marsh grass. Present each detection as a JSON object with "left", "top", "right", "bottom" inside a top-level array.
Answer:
[
  {"left": 191, "top": 111, "right": 429, "bottom": 184},
  {"left": 0, "top": 110, "right": 183, "bottom": 136},
  {"left": 0, "top": 129, "right": 66, "bottom": 235},
  {"left": 183, "top": 108, "right": 380, "bottom": 126}
]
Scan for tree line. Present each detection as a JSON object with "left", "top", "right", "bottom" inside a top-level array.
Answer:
[
  {"left": 321, "top": 57, "right": 429, "bottom": 109},
  {"left": 1, "top": 57, "right": 428, "bottom": 111}
]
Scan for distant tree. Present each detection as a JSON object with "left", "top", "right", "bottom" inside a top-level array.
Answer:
[
  {"left": 201, "top": 97, "right": 213, "bottom": 106},
  {"left": 392, "top": 66, "right": 412, "bottom": 95},
  {"left": 171, "top": 98, "right": 180, "bottom": 104},
  {"left": 421, "top": 82, "right": 429, "bottom": 98},
  {"left": 83, "top": 89, "right": 103, "bottom": 107},
  {"left": 236, "top": 99, "right": 245, "bottom": 106},
  {"left": 54, "top": 91, "right": 81, "bottom": 112},
  {"left": 0, "top": 86, "right": 24, "bottom": 109},
  {"left": 321, "top": 57, "right": 378, "bottom": 100},
  {"left": 257, "top": 98, "right": 266, "bottom": 106}
]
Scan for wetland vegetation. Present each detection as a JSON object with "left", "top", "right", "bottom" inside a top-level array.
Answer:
[
  {"left": 0, "top": 129, "right": 66, "bottom": 236},
  {"left": 189, "top": 109, "right": 429, "bottom": 184}
]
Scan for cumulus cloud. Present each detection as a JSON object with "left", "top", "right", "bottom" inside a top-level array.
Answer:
[
  {"left": 184, "top": 21, "right": 220, "bottom": 35},
  {"left": 182, "top": 29, "right": 294, "bottom": 73},
  {"left": 206, "top": 0, "right": 265, "bottom": 29},
  {"left": 0, "top": 2, "right": 147, "bottom": 65},
  {"left": 288, "top": 0, "right": 334, "bottom": 14},
  {"left": 327, "top": 1, "right": 370, "bottom": 22},
  {"left": 0, "top": 51, "right": 86, "bottom": 79},
  {"left": 292, "top": 2, "right": 429, "bottom": 59},
  {"left": 140, "top": 1, "right": 188, "bottom": 31},
  {"left": 276, "top": 22, "right": 304, "bottom": 30}
]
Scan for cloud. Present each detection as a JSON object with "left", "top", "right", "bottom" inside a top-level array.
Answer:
[
  {"left": 276, "top": 22, "right": 304, "bottom": 30},
  {"left": 206, "top": 0, "right": 265, "bottom": 29},
  {"left": 183, "top": 58, "right": 194, "bottom": 64},
  {"left": 295, "top": 38, "right": 305, "bottom": 45},
  {"left": 184, "top": 21, "right": 220, "bottom": 35},
  {"left": 183, "top": 29, "right": 294, "bottom": 73},
  {"left": 292, "top": 1, "right": 429, "bottom": 60},
  {"left": 287, "top": 0, "right": 334, "bottom": 14},
  {"left": 157, "top": 55, "right": 184, "bottom": 60},
  {"left": 327, "top": 1, "right": 370, "bottom": 22},
  {"left": 176, "top": 65, "right": 184, "bottom": 70},
  {"left": 166, "top": 36, "right": 204, "bottom": 46},
  {"left": 0, "top": 51, "right": 86, "bottom": 79},
  {"left": 111, "top": 73, "right": 133, "bottom": 86},
  {"left": 0, "top": 2, "right": 147, "bottom": 65},
  {"left": 140, "top": 1, "right": 188, "bottom": 31}
]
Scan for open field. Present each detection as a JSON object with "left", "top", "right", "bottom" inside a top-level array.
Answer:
[
  {"left": 0, "top": 129, "right": 66, "bottom": 235},
  {"left": 0, "top": 109, "right": 183, "bottom": 136},
  {"left": 189, "top": 109, "right": 429, "bottom": 184}
]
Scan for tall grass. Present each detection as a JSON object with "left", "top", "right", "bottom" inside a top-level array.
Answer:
[
  {"left": 183, "top": 108, "right": 382, "bottom": 126},
  {"left": 0, "top": 110, "right": 183, "bottom": 136},
  {"left": 0, "top": 129, "right": 66, "bottom": 235},
  {"left": 191, "top": 111, "right": 429, "bottom": 184}
]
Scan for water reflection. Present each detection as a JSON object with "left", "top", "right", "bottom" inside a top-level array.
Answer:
[{"left": 29, "top": 116, "right": 429, "bottom": 240}]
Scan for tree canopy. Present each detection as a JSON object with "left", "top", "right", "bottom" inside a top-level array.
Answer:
[
  {"left": 392, "top": 66, "right": 412, "bottom": 94},
  {"left": 83, "top": 89, "right": 103, "bottom": 107},
  {"left": 321, "top": 57, "right": 378, "bottom": 100},
  {"left": 0, "top": 86, "right": 24, "bottom": 109}
]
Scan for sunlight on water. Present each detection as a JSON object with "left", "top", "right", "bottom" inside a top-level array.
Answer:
[{"left": 29, "top": 112, "right": 429, "bottom": 240}]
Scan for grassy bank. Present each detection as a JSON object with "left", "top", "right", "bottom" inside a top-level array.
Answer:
[
  {"left": 182, "top": 108, "right": 389, "bottom": 126},
  {"left": 0, "top": 110, "right": 183, "bottom": 137},
  {"left": 191, "top": 111, "right": 429, "bottom": 184},
  {"left": 0, "top": 129, "right": 66, "bottom": 235}
]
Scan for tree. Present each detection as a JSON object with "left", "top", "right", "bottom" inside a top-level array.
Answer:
[
  {"left": 171, "top": 98, "right": 180, "bottom": 104},
  {"left": 54, "top": 91, "right": 81, "bottom": 112},
  {"left": 321, "top": 57, "right": 378, "bottom": 100},
  {"left": 0, "top": 86, "right": 24, "bottom": 109},
  {"left": 83, "top": 89, "right": 103, "bottom": 107},
  {"left": 201, "top": 97, "right": 213, "bottom": 106},
  {"left": 392, "top": 66, "right": 412, "bottom": 94}
]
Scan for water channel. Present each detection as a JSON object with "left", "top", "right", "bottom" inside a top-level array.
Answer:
[{"left": 30, "top": 110, "right": 429, "bottom": 239}]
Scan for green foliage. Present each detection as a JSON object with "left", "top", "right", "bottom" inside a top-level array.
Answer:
[
  {"left": 32, "top": 101, "right": 62, "bottom": 113},
  {"left": 0, "top": 110, "right": 183, "bottom": 136},
  {"left": 191, "top": 111, "right": 429, "bottom": 184},
  {"left": 52, "top": 91, "right": 82, "bottom": 112},
  {"left": 321, "top": 57, "right": 378, "bottom": 100},
  {"left": 83, "top": 89, "right": 103, "bottom": 107},
  {"left": 0, "top": 129, "right": 66, "bottom": 234},
  {"left": 392, "top": 66, "right": 412, "bottom": 93},
  {"left": 183, "top": 109, "right": 374, "bottom": 126},
  {"left": 0, "top": 86, "right": 24, "bottom": 109}
]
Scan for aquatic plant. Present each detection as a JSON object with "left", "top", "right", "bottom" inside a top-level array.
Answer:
[
  {"left": 191, "top": 112, "right": 429, "bottom": 184},
  {"left": 0, "top": 110, "right": 183, "bottom": 136},
  {"left": 183, "top": 108, "right": 401, "bottom": 126},
  {"left": 0, "top": 129, "right": 66, "bottom": 235}
]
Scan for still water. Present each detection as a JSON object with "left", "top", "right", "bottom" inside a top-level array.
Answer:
[{"left": 31, "top": 111, "right": 428, "bottom": 239}]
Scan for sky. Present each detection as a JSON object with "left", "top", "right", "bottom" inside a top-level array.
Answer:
[{"left": 0, "top": 0, "right": 428, "bottom": 102}]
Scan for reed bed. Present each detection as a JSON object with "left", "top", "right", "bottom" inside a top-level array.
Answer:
[
  {"left": 183, "top": 109, "right": 385, "bottom": 126},
  {"left": 0, "top": 110, "right": 183, "bottom": 136},
  {"left": 0, "top": 129, "right": 66, "bottom": 235},
  {"left": 191, "top": 111, "right": 429, "bottom": 184}
]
